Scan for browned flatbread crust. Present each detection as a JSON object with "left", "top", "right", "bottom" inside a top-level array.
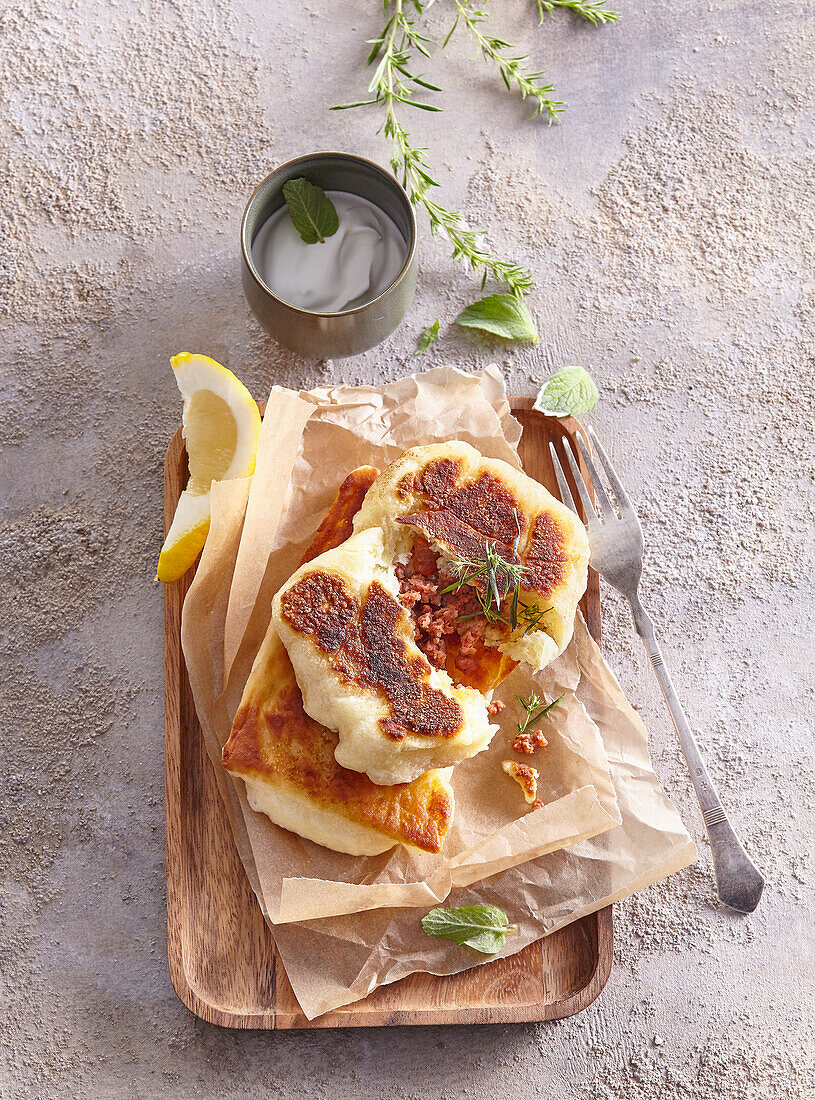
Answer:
[
  {"left": 272, "top": 522, "right": 497, "bottom": 786},
  {"left": 299, "top": 465, "right": 378, "bottom": 565},
  {"left": 396, "top": 457, "right": 570, "bottom": 601},
  {"left": 223, "top": 630, "right": 454, "bottom": 853}
]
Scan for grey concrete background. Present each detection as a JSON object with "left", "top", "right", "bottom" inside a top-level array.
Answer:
[{"left": 1, "top": 0, "right": 813, "bottom": 1096}]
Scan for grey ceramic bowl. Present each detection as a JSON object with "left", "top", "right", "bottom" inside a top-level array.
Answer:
[{"left": 241, "top": 152, "right": 417, "bottom": 359}]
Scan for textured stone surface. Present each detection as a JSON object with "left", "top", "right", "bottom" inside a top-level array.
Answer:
[{"left": 1, "top": 0, "right": 813, "bottom": 1096}]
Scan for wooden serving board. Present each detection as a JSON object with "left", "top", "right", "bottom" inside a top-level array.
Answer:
[{"left": 164, "top": 399, "right": 612, "bottom": 1029}]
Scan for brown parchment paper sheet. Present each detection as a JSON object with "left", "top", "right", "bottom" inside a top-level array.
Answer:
[{"left": 179, "top": 365, "right": 697, "bottom": 1019}]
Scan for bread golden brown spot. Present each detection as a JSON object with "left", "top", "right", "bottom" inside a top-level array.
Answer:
[
  {"left": 279, "top": 572, "right": 465, "bottom": 742},
  {"left": 523, "top": 511, "right": 568, "bottom": 598},
  {"left": 413, "top": 459, "right": 526, "bottom": 545},
  {"left": 300, "top": 466, "right": 379, "bottom": 565}
]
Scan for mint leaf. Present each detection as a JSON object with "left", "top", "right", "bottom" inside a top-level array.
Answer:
[
  {"left": 282, "top": 178, "right": 339, "bottom": 244},
  {"left": 454, "top": 294, "right": 539, "bottom": 343},
  {"left": 415, "top": 318, "right": 440, "bottom": 355},
  {"left": 533, "top": 365, "right": 599, "bottom": 417},
  {"left": 421, "top": 904, "right": 517, "bottom": 955}
]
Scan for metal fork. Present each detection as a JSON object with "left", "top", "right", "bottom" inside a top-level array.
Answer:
[{"left": 550, "top": 427, "right": 765, "bottom": 914}]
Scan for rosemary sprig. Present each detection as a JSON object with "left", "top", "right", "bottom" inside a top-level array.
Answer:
[
  {"left": 534, "top": 0, "right": 620, "bottom": 24},
  {"left": 334, "top": 0, "right": 619, "bottom": 298},
  {"left": 442, "top": 510, "right": 553, "bottom": 632},
  {"left": 447, "top": 562, "right": 551, "bottom": 635},
  {"left": 444, "top": 511, "right": 525, "bottom": 624},
  {"left": 448, "top": 1, "right": 562, "bottom": 122},
  {"left": 516, "top": 691, "right": 566, "bottom": 737},
  {"left": 443, "top": 542, "right": 526, "bottom": 625},
  {"left": 332, "top": 0, "right": 535, "bottom": 296}
]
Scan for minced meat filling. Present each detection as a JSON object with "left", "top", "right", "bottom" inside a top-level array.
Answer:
[
  {"left": 511, "top": 728, "right": 548, "bottom": 754},
  {"left": 395, "top": 541, "right": 506, "bottom": 710}
]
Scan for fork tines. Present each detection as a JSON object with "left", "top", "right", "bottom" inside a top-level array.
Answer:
[{"left": 549, "top": 428, "right": 636, "bottom": 525}]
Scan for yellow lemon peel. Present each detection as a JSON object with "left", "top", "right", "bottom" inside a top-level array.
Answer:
[{"left": 157, "top": 354, "right": 260, "bottom": 583}]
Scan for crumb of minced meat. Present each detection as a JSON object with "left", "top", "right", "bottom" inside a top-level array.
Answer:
[
  {"left": 422, "top": 636, "right": 448, "bottom": 668},
  {"left": 396, "top": 540, "right": 488, "bottom": 670},
  {"left": 502, "top": 760, "right": 539, "bottom": 804},
  {"left": 486, "top": 699, "right": 505, "bottom": 716},
  {"left": 531, "top": 798, "right": 543, "bottom": 810},
  {"left": 511, "top": 728, "right": 548, "bottom": 755}
]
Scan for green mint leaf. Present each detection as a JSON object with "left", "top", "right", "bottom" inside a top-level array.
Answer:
[
  {"left": 533, "top": 365, "right": 599, "bottom": 417},
  {"left": 282, "top": 178, "right": 339, "bottom": 245},
  {"left": 415, "top": 318, "right": 440, "bottom": 355},
  {"left": 454, "top": 293, "right": 539, "bottom": 343},
  {"left": 421, "top": 905, "right": 517, "bottom": 955}
]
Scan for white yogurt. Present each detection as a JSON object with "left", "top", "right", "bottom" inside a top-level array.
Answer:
[{"left": 252, "top": 190, "right": 406, "bottom": 314}]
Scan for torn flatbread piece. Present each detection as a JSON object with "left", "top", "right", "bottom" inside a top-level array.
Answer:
[
  {"left": 273, "top": 525, "right": 498, "bottom": 786},
  {"left": 223, "top": 467, "right": 455, "bottom": 855},
  {"left": 353, "top": 441, "right": 589, "bottom": 675}
]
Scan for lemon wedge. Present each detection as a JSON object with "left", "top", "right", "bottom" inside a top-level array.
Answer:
[{"left": 158, "top": 353, "right": 261, "bottom": 583}]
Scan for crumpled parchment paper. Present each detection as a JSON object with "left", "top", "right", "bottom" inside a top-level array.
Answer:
[{"left": 179, "top": 365, "right": 696, "bottom": 1019}]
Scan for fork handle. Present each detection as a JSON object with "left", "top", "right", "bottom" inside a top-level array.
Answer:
[{"left": 628, "top": 594, "right": 764, "bottom": 913}]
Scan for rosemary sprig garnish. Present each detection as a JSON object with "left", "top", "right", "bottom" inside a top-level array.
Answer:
[
  {"left": 445, "top": 559, "right": 551, "bottom": 634},
  {"left": 442, "top": 542, "right": 526, "bottom": 625},
  {"left": 534, "top": 0, "right": 620, "bottom": 25},
  {"left": 516, "top": 691, "right": 566, "bottom": 737},
  {"left": 441, "top": 510, "right": 560, "bottom": 633},
  {"left": 443, "top": 511, "right": 532, "bottom": 628},
  {"left": 448, "top": 1, "right": 562, "bottom": 122},
  {"left": 333, "top": 0, "right": 535, "bottom": 296}
]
